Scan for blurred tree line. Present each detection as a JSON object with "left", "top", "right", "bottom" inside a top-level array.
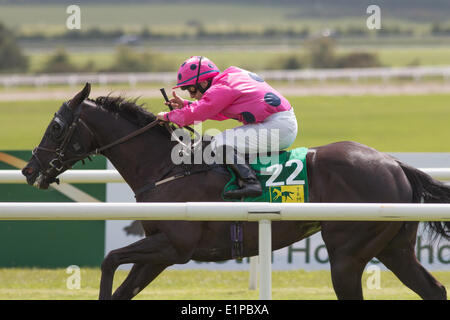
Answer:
[
  {"left": 17, "top": 23, "right": 429, "bottom": 42},
  {"left": 37, "top": 46, "right": 173, "bottom": 73},
  {"left": 266, "top": 36, "right": 381, "bottom": 70},
  {"left": 431, "top": 23, "right": 450, "bottom": 36},
  {"left": 0, "top": 23, "right": 28, "bottom": 72},
  {"left": 0, "top": 22, "right": 382, "bottom": 74},
  {"left": 28, "top": 37, "right": 382, "bottom": 73}
]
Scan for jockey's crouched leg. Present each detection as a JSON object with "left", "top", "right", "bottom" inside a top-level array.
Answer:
[{"left": 222, "top": 148, "right": 262, "bottom": 199}]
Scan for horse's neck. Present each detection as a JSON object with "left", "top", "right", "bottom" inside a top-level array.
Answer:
[
  {"left": 86, "top": 109, "right": 174, "bottom": 194},
  {"left": 105, "top": 131, "right": 174, "bottom": 194}
]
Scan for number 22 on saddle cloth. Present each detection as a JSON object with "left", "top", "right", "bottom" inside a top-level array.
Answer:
[{"left": 222, "top": 147, "right": 309, "bottom": 203}]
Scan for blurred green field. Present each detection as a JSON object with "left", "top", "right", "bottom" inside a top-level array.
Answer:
[
  {"left": 26, "top": 46, "right": 450, "bottom": 73},
  {"left": 2, "top": 93, "right": 450, "bottom": 152},
  {"left": 0, "top": 3, "right": 299, "bottom": 33},
  {"left": 1, "top": 3, "right": 441, "bottom": 35},
  {"left": 4, "top": 2, "right": 450, "bottom": 72},
  {"left": 0, "top": 268, "right": 448, "bottom": 300}
]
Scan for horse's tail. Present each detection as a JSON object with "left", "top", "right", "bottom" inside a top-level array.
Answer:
[{"left": 397, "top": 161, "right": 450, "bottom": 241}]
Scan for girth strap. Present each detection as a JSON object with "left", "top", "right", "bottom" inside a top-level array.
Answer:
[{"left": 231, "top": 222, "right": 244, "bottom": 259}]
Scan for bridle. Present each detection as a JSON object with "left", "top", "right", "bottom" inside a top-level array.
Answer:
[
  {"left": 31, "top": 101, "right": 87, "bottom": 184},
  {"left": 31, "top": 100, "right": 200, "bottom": 184}
]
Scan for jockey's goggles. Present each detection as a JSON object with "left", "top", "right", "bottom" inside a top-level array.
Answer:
[{"left": 180, "top": 85, "right": 198, "bottom": 93}]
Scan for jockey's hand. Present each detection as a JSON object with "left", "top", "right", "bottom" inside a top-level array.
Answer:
[
  {"left": 156, "top": 112, "right": 168, "bottom": 122},
  {"left": 165, "top": 91, "right": 185, "bottom": 109}
]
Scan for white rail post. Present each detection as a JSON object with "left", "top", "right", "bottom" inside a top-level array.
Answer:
[
  {"left": 258, "top": 219, "right": 272, "bottom": 300},
  {"left": 249, "top": 208, "right": 280, "bottom": 300},
  {"left": 248, "top": 256, "right": 258, "bottom": 290}
]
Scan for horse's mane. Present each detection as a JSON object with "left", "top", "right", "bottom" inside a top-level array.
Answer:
[{"left": 92, "top": 95, "right": 156, "bottom": 128}]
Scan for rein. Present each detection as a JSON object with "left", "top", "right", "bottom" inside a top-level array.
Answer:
[
  {"left": 91, "top": 119, "right": 162, "bottom": 156},
  {"left": 32, "top": 100, "right": 200, "bottom": 186}
]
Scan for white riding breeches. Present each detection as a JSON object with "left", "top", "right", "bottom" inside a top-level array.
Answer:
[{"left": 210, "top": 108, "right": 298, "bottom": 157}]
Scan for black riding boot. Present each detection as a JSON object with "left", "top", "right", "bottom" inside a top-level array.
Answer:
[{"left": 223, "top": 150, "right": 262, "bottom": 199}]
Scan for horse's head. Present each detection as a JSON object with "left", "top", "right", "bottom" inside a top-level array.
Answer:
[{"left": 22, "top": 83, "right": 96, "bottom": 189}]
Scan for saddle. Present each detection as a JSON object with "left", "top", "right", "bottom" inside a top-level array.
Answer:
[{"left": 223, "top": 147, "right": 310, "bottom": 203}]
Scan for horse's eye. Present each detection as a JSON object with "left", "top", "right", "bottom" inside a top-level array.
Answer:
[
  {"left": 52, "top": 123, "right": 61, "bottom": 131},
  {"left": 52, "top": 122, "right": 64, "bottom": 140}
]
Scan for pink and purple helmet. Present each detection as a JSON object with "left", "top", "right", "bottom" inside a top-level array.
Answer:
[{"left": 173, "top": 56, "right": 220, "bottom": 89}]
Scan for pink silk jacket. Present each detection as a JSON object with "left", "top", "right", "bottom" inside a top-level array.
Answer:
[{"left": 163, "top": 66, "right": 291, "bottom": 127}]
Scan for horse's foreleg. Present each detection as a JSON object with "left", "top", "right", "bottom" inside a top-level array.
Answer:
[{"left": 99, "top": 232, "right": 181, "bottom": 300}]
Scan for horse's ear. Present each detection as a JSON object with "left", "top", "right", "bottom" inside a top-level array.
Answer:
[{"left": 68, "top": 83, "right": 91, "bottom": 109}]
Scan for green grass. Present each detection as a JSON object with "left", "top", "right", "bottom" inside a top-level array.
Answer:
[
  {"left": 0, "top": 99, "right": 57, "bottom": 149},
  {"left": 2, "top": 93, "right": 450, "bottom": 152},
  {"left": 292, "top": 94, "right": 450, "bottom": 152},
  {"left": 0, "top": 268, "right": 448, "bottom": 300}
]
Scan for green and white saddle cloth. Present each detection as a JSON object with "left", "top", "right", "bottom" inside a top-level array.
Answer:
[{"left": 223, "top": 147, "right": 309, "bottom": 203}]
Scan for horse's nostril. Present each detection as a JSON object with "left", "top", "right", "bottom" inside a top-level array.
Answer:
[{"left": 22, "top": 166, "right": 34, "bottom": 176}]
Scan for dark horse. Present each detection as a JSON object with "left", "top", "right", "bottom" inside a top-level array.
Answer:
[{"left": 22, "top": 84, "right": 450, "bottom": 300}]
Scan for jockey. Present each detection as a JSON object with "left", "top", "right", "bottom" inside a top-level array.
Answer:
[{"left": 157, "top": 56, "right": 298, "bottom": 199}]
